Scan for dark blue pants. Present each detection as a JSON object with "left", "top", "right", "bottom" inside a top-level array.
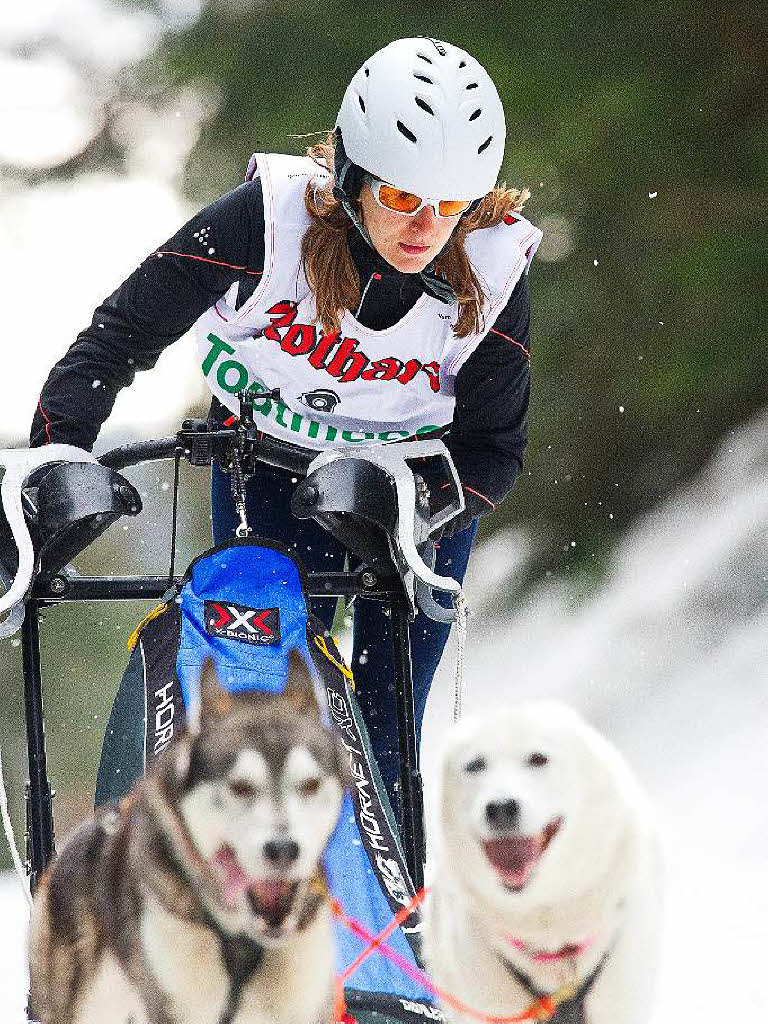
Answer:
[{"left": 211, "top": 463, "right": 476, "bottom": 810}]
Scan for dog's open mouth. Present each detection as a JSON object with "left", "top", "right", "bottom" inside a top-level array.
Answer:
[
  {"left": 483, "top": 817, "right": 563, "bottom": 891},
  {"left": 246, "top": 879, "right": 300, "bottom": 929},
  {"left": 210, "top": 846, "right": 300, "bottom": 930}
]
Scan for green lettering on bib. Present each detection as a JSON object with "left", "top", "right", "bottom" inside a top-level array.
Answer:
[
  {"left": 217, "top": 360, "right": 249, "bottom": 393},
  {"left": 341, "top": 430, "right": 376, "bottom": 443},
  {"left": 202, "top": 333, "right": 235, "bottom": 375},
  {"left": 247, "top": 380, "right": 273, "bottom": 414},
  {"left": 274, "top": 401, "right": 290, "bottom": 428},
  {"left": 378, "top": 430, "right": 411, "bottom": 442}
]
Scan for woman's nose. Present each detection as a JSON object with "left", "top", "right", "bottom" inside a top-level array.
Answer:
[{"left": 412, "top": 205, "right": 437, "bottom": 231}]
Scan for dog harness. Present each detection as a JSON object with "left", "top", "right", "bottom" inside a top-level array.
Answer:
[
  {"left": 202, "top": 886, "right": 329, "bottom": 1024},
  {"left": 498, "top": 948, "right": 612, "bottom": 1023},
  {"left": 207, "top": 924, "right": 265, "bottom": 1024},
  {"left": 104, "top": 539, "right": 441, "bottom": 1018}
]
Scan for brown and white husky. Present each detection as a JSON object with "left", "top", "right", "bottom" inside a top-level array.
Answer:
[{"left": 28, "top": 654, "right": 349, "bottom": 1024}]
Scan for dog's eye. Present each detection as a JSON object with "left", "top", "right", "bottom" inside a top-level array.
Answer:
[
  {"left": 298, "top": 777, "right": 321, "bottom": 797},
  {"left": 229, "top": 779, "right": 257, "bottom": 799},
  {"left": 526, "top": 752, "right": 549, "bottom": 767},
  {"left": 464, "top": 756, "right": 487, "bottom": 774}
]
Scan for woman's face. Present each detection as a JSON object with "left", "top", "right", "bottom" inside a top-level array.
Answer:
[{"left": 358, "top": 181, "right": 461, "bottom": 274}]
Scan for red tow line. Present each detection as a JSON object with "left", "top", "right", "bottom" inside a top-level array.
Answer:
[{"left": 331, "top": 888, "right": 561, "bottom": 1023}]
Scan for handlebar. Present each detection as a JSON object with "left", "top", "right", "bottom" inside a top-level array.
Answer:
[
  {"left": 98, "top": 425, "right": 314, "bottom": 476},
  {"left": 98, "top": 436, "right": 180, "bottom": 471},
  {"left": 1, "top": 415, "right": 466, "bottom": 632}
]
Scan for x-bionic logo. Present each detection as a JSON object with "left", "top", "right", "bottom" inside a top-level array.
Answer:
[
  {"left": 259, "top": 301, "right": 441, "bottom": 392},
  {"left": 204, "top": 600, "right": 280, "bottom": 646}
]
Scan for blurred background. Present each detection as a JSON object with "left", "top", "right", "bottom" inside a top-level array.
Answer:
[{"left": 0, "top": 1, "right": 765, "bottom": 1019}]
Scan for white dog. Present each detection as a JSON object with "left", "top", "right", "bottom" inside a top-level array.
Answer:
[{"left": 423, "top": 702, "right": 662, "bottom": 1023}]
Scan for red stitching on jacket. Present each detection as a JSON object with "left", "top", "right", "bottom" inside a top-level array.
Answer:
[
  {"left": 37, "top": 396, "right": 52, "bottom": 444},
  {"left": 153, "top": 251, "right": 264, "bottom": 277},
  {"left": 464, "top": 485, "right": 496, "bottom": 510},
  {"left": 441, "top": 481, "right": 496, "bottom": 510},
  {"left": 490, "top": 327, "right": 530, "bottom": 358}
]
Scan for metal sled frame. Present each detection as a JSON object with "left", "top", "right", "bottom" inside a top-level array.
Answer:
[{"left": 16, "top": 421, "right": 461, "bottom": 909}]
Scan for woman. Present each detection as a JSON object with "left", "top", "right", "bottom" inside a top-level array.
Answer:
[{"left": 31, "top": 38, "right": 541, "bottom": 811}]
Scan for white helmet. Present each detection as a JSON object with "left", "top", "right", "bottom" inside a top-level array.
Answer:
[{"left": 336, "top": 37, "right": 506, "bottom": 201}]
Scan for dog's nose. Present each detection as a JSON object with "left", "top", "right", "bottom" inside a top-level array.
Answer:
[
  {"left": 263, "top": 838, "right": 300, "bottom": 868},
  {"left": 485, "top": 798, "right": 520, "bottom": 830}
]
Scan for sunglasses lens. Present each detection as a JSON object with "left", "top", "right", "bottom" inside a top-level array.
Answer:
[
  {"left": 438, "top": 199, "right": 472, "bottom": 217},
  {"left": 377, "top": 184, "right": 423, "bottom": 213}
]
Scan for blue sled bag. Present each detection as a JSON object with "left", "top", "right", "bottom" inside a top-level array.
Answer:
[{"left": 96, "top": 537, "right": 437, "bottom": 1022}]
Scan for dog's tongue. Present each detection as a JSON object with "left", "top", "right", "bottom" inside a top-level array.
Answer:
[
  {"left": 210, "top": 847, "right": 297, "bottom": 926},
  {"left": 483, "top": 836, "right": 542, "bottom": 888},
  {"left": 211, "top": 846, "right": 252, "bottom": 908},
  {"left": 249, "top": 879, "right": 295, "bottom": 925}
]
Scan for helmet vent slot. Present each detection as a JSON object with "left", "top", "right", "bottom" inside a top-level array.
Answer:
[
  {"left": 417, "top": 53, "right": 433, "bottom": 64},
  {"left": 358, "top": 94, "right": 366, "bottom": 112},
  {"left": 466, "top": 82, "right": 479, "bottom": 90},
  {"left": 415, "top": 97, "right": 434, "bottom": 115},
  {"left": 478, "top": 135, "right": 493, "bottom": 154},
  {"left": 469, "top": 108, "right": 482, "bottom": 121},
  {"left": 413, "top": 73, "right": 433, "bottom": 84},
  {"left": 364, "top": 67, "right": 370, "bottom": 77},
  {"left": 397, "top": 120, "right": 418, "bottom": 143}
]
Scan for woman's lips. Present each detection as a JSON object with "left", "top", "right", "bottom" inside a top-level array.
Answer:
[{"left": 399, "top": 242, "right": 430, "bottom": 254}]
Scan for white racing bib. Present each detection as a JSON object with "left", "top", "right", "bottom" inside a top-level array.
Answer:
[{"left": 194, "top": 154, "right": 541, "bottom": 449}]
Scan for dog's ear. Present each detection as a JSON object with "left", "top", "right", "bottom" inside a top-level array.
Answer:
[
  {"left": 192, "top": 657, "right": 232, "bottom": 732},
  {"left": 282, "top": 649, "right": 323, "bottom": 718}
]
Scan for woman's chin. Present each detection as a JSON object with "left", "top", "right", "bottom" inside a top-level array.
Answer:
[{"left": 387, "top": 249, "right": 433, "bottom": 274}]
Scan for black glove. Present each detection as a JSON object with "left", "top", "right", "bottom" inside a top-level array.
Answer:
[{"left": 434, "top": 485, "right": 494, "bottom": 539}]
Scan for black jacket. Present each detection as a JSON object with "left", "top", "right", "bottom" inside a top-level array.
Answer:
[{"left": 30, "top": 179, "right": 533, "bottom": 520}]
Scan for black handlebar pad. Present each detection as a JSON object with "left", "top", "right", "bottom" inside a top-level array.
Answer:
[
  {"left": 98, "top": 430, "right": 314, "bottom": 476},
  {"left": 99, "top": 437, "right": 180, "bottom": 470}
]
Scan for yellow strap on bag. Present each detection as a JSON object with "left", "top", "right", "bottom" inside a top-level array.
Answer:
[
  {"left": 127, "top": 602, "right": 170, "bottom": 651},
  {"left": 312, "top": 632, "right": 355, "bottom": 690}
]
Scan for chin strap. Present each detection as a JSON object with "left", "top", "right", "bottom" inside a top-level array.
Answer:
[{"left": 418, "top": 268, "right": 456, "bottom": 304}]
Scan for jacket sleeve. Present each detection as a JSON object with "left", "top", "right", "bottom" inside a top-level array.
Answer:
[
  {"left": 445, "top": 271, "right": 532, "bottom": 520},
  {"left": 30, "top": 181, "right": 266, "bottom": 450}
]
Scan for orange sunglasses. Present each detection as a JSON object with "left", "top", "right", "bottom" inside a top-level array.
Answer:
[{"left": 366, "top": 175, "right": 472, "bottom": 219}]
